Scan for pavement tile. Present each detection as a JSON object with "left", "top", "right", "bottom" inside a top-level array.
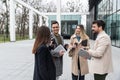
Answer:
[{"left": 0, "top": 40, "right": 120, "bottom": 80}]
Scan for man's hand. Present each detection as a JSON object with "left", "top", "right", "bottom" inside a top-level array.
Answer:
[
  {"left": 59, "top": 50, "right": 65, "bottom": 56},
  {"left": 49, "top": 41, "right": 53, "bottom": 46}
]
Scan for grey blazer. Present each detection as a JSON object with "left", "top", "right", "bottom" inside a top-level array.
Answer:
[{"left": 50, "top": 33, "right": 64, "bottom": 77}]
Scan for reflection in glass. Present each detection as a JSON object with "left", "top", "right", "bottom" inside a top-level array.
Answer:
[{"left": 97, "top": 0, "right": 120, "bottom": 47}]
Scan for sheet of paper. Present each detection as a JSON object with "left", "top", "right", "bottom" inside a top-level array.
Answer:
[
  {"left": 54, "top": 44, "right": 66, "bottom": 53},
  {"left": 78, "top": 49, "right": 91, "bottom": 59}
]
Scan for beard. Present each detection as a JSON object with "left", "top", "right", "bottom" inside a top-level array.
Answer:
[
  {"left": 92, "top": 30, "right": 99, "bottom": 34},
  {"left": 91, "top": 30, "right": 98, "bottom": 40}
]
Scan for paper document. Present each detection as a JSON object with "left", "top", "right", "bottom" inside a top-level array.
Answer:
[
  {"left": 54, "top": 44, "right": 66, "bottom": 52},
  {"left": 78, "top": 49, "right": 91, "bottom": 59}
]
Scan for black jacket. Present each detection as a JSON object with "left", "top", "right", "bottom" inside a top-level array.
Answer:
[{"left": 33, "top": 44, "right": 56, "bottom": 80}]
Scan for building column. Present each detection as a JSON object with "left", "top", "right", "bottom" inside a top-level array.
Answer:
[
  {"left": 10, "top": 0, "right": 16, "bottom": 41},
  {"left": 56, "top": 0, "right": 61, "bottom": 34},
  {"left": 81, "top": 15, "right": 87, "bottom": 30},
  {"left": 39, "top": 16, "right": 42, "bottom": 26},
  {"left": 29, "top": 10, "right": 33, "bottom": 39},
  {"left": 46, "top": 18, "right": 49, "bottom": 26}
]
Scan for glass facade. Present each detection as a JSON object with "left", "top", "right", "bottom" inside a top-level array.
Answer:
[
  {"left": 47, "top": 15, "right": 81, "bottom": 36},
  {"left": 61, "top": 20, "right": 78, "bottom": 36},
  {"left": 97, "top": 0, "right": 120, "bottom": 47}
]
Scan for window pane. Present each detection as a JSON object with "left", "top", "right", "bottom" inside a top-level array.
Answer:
[
  {"left": 113, "top": 0, "right": 117, "bottom": 12},
  {"left": 116, "top": 11, "right": 120, "bottom": 47},
  {"left": 117, "top": 0, "right": 120, "bottom": 10}
]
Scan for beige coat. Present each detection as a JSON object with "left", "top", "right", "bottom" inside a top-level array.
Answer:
[
  {"left": 88, "top": 31, "right": 113, "bottom": 74},
  {"left": 69, "top": 34, "right": 89, "bottom": 76}
]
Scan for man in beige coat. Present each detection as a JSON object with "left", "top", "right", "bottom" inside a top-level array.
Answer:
[{"left": 87, "top": 20, "right": 113, "bottom": 80}]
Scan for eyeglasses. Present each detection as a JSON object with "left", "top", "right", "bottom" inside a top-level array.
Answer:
[{"left": 52, "top": 27, "right": 59, "bottom": 28}]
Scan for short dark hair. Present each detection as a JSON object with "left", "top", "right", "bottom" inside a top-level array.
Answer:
[
  {"left": 92, "top": 20, "right": 105, "bottom": 30},
  {"left": 51, "top": 21, "right": 59, "bottom": 26}
]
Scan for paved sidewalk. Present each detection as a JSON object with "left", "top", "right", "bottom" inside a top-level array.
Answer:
[
  {"left": 0, "top": 40, "right": 34, "bottom": 80},
  {"left": 0, "top": 39, "right": 120, "bottom": 80}
]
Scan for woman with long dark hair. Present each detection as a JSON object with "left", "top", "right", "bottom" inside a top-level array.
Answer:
[{"left": 32, "top": 26, "right": 56, "bottom": 80}]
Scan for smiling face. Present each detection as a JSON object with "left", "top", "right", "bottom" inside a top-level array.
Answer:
[
  {"left": 52, "top": 23, "right": 59, "bottom": 34},
  {"left": 75, "top": 26, "right": 81, "bottom": 34},
  {"left": 92, "top": 23, "right": 101, "bottom": 34},
  {"left": 92, "top": 20, "right": 105, "bottom": 34}
]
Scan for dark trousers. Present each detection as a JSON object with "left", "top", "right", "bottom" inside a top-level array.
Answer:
[
  {"left": 72, "top": 73, "right": 84, "bottom": 80},
  {"left": 94, "top": 73, "right": 108, "bottom": 80}
]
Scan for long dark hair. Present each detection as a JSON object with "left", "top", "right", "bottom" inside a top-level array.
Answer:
[{"left": 32, "top": 26, "right": 50, "bottom": 54}]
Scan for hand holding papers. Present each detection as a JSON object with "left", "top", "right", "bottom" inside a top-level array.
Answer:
[
  {"left": 54, "top": 44, "right": 66, "bottom": 53},
  {"left": 78, "top": 49, "right": 91, "bottom": 59}
]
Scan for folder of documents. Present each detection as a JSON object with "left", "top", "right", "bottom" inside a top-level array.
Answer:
[
  {"left": 78, "top": 49, "right": 91, "bottom": 59},
  {"left": 54, "top": 44, "right": 66, "bottom": 53}
]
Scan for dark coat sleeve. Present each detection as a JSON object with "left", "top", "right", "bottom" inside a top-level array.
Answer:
[
  {"left": 50, "top": 50, "right": 60, "bottom": 57},
  {"left": 37, "top": 46, "right": 49, "bottom": 80}
]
